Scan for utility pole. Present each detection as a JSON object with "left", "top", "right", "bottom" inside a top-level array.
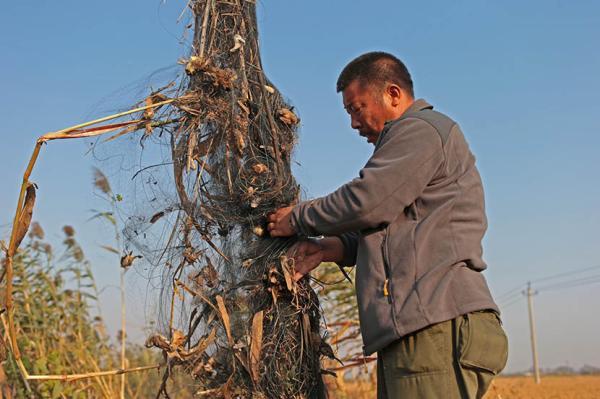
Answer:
[{"left": 525, "top": 281, "right": 541, "bottom": 384}]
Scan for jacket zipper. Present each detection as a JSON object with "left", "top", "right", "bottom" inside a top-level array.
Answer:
[{"left": 381, "top": 230, "right": 392, "bottom": 304}]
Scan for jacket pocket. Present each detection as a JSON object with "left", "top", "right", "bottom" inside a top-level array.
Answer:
[{"left": 459, "top": 311, "right": 508, "bottom": 374}]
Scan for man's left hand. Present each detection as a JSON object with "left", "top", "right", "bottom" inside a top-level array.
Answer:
[{"left": 267, "top": 206, "right": 296, "bottom": 237}]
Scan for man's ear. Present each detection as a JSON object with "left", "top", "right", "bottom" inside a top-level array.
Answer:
[{"left": 387, "top": 84, "right": 403, "bottom": 107}]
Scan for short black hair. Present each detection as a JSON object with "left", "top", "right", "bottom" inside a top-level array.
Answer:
[{"left": 336, "top": 51, "right": 414, "bottom": 97}]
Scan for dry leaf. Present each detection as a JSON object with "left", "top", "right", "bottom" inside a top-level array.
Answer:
[
  {"left": 229, "top": 34, "right": 246, "bottom": 53},
  {"left": 183, "top": 246, "right": 201, "bottom": 265},
  {"left": 201, "top": 258, "right": 218, "bottom": 287},
  {"left": 233, "top": 341, "right": 246, "bottom": 351},
  {"left": 280, "top": 255, "right": 294, "bottom": 292},
  {"left": 150, "top": 211, "right": 165, "bottom": 224},
  {"left": 278, "top": 108, "right": 299, "bottom": 125},
  {"left": 171, "top": 329, "right": 186, "bottom": 350},
  {"left": 11, "top": 183, "right": 36, "bottom": 255},
  {"left": 120, "top": 251, "right": 142, "bottom": 268},
  {"left": 234, "top": 131, "right": 246, "bottom": 153},
  {"left": 145, "top": 333, "right": 170, "bottom": 351},
  {"left": 302, "top": 313, "right": 311, "bottom": 351},
  {"left": 144, "top": 96, "right": 154, "bottom": 136},
  {"left": 216, "top": 295, "right": 233, "bottom": 346},
  {"left": 252, "top": 163, "right": 268, "bottom": 174},
  {"left": 237, "top": 99, "right": 250, "bottom": 114},
  {"left": 185, "top": 56, "right": 207, "bottom": 75},
  {"left": 249, "top": 310, "right": 264, "bottom": 383}
]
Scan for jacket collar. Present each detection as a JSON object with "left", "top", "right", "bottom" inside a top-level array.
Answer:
[
  {"left": 376, "top": 99, "right": 433, "bottom": 147},
  {"left": 385, "top": 98, "right": 433, "bottom": 127},
  {"left": 404, "top": 98, "right": 433, "bottom": 114}
]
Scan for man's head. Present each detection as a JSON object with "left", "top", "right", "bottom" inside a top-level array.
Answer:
[{"left": 337, "top": 52, "right": 415, "bottom": 144}]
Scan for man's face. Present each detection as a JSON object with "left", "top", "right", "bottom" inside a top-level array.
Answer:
[{"left": 342, "top": 80, "right": 393, "bottom": 145}]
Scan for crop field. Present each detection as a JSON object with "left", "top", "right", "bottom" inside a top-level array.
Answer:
[
  {"left": 484, "top": 375, "right": 600, "bottom": 399},
  {"left": 326, "top": 374, "right": 600, "bottom": 398}
]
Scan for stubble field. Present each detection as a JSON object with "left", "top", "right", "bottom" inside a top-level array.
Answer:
[
  {"left": 484, "top": 375, "right": 600, "bottom": 399},
  {"left": 328, "top": 375, "right": 600, "bottom": 398}
]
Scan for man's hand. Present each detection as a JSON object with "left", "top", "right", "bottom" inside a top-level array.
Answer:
[
  {"left": 267, "top": 206, "right": 296, "bottom": 237},
  {"left": 288, "top": 239, "right": 323, "bottom": 281}
]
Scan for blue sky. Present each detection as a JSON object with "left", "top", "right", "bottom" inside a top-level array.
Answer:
[{"left": 1, "top": 1, "right": 599, "bottom": 373}]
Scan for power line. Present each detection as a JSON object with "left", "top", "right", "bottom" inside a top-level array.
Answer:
[
  {"left": 497, "top": 274, "right": 600, "bottom": 308},
  {"left": 538, "top": 274, "right": 600, "bottom": 292},
  {"left": 500, "top": 295, "right": 523, "bottom": 310},
  {"left": 496, "top": 264, "right": 600, "bottom": 302},
  {"left": 498, "top": 290, "right": 522, "bottom": 306},
  {"left": 530, "top": 264, "right": 600, "bottom": 285},
  {"left": 496, "top": 284, "right": 526, "bottom": 302}
]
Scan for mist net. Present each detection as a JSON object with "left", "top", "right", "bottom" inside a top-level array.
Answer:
[{"left": 102, "top": 1, "right": 333, "bottom": 397}]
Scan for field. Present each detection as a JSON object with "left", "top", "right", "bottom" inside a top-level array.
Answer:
[
  {"left": 485, "top": 375, "right": 600, "bottom": 399},
  {"left": 327, "top": 375, "right": 600, "bottom": 398}
]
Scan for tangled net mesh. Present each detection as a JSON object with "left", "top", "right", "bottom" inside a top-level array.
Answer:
[{"left": 96, "top": 1, "right": 333, "bottom": 397}]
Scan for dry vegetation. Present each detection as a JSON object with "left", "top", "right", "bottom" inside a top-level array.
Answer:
[
  {"left": 0, "top": 225, "right": 185, "bottom": 398},
  {"left": 1, "top": 1, "right": 336, "bottom": 397},
  {"left": 484, "top": 375, "right": 600, "bottom": 399},
  {"left": 326, "top": 374, "right": 600, "bottom": 399}
]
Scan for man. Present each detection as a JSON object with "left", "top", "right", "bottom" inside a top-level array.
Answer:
[{"left": 267, "top": 52, "right": 507, "bottom": 398}]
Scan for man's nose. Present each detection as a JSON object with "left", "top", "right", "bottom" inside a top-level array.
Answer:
[{"left": 351, "top": 116, "right": 361, "bottom": 130}]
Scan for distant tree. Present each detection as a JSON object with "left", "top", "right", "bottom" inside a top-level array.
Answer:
[
  {"left": 546, "top": 365, "right": 576, "bottom": 375},
  {"left": 580, "top": 364, "right": 600, "bottom": 375}
]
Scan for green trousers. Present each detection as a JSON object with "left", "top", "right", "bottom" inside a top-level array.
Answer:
[{"left": 377, "top": 310, "right": 508, "bottom": 399}]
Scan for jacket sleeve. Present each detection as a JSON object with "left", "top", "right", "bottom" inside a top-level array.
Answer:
[
  {"left": 290, "top": 117, "right": 445, "bottom": 236},
  {"left": 336, "top": 231, "right": 360, "bottom": 267}
]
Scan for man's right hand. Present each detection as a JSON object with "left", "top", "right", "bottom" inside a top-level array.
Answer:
[{"left": 288, "top": 239, "right": 323, "bottom": 282}]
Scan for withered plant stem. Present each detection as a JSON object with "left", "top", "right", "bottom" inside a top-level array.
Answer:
[
  {"left": 25, "top": 364, "right": 161, "bottom": 382},
  {"left": 120, "top": 264, "right": 126, "bottom": 399},
  {"left": 40, "top": 98, "right": 176, "bottom": 142},
  {"left": 4, "top": 98, "right": 178, "bottom": 382},
  {"left": 198, "top": 0, "right": 212, "bottom": 59}
]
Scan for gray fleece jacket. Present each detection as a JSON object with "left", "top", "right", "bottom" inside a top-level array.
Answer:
[{"left": 290, "top": 99, "right": 499, "bottom": 355}]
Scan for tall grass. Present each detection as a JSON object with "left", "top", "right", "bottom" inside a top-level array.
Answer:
[{"left": 0, "top": 224, "right": 167, "bottom": 398}]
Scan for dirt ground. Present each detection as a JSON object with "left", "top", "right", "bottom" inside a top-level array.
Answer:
[{"left": 328, "top": 374, "right": 600, "bottom": 398}]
